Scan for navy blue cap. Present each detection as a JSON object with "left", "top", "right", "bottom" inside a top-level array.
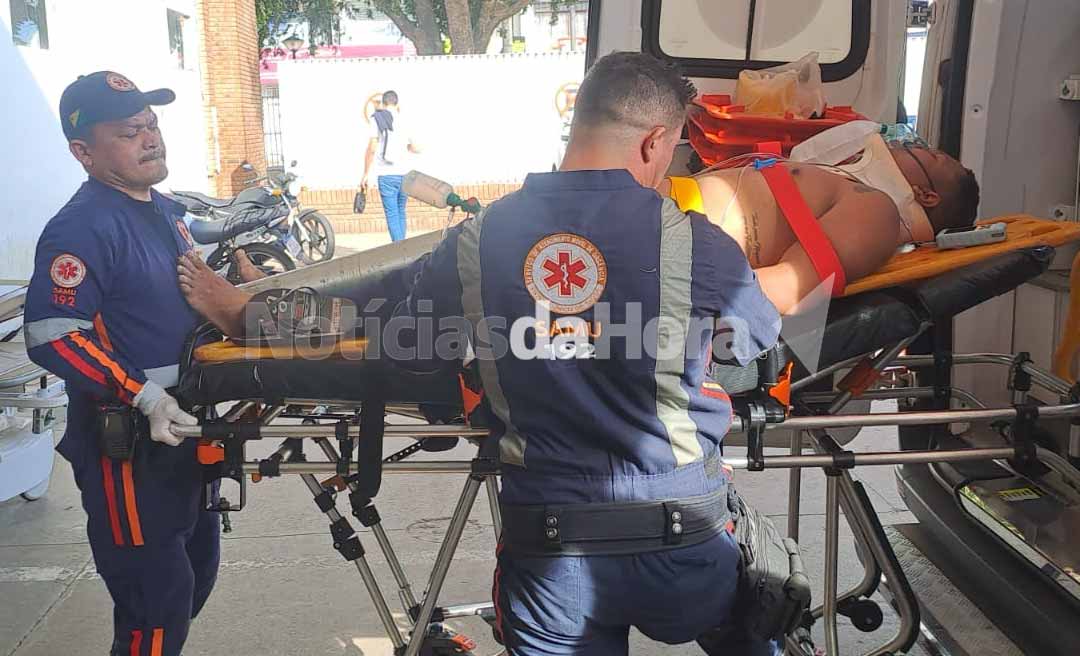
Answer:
[{"left": 59, "top": 71, "right": 175, "bottom": 140}]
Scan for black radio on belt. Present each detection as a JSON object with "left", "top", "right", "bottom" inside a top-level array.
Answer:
[{"left": 96, "top": 404, "right": 140, "bottom": 460}]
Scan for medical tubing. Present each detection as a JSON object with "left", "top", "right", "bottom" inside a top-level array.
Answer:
[
  {"left": 719, "top": 163, "right": 752, "bottom": 227},
  {"left": 695, "top": 150, "right": 866, "bottom": 185}
]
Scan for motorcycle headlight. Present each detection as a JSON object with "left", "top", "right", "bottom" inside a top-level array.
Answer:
[{"left": 287, "top": 179, "right": 302, "bottom": 197}]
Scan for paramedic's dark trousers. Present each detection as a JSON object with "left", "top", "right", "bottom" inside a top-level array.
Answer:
[
  {"left": 378, "top": 174, "right": 408, "bottom": 241},
  {"left": 493, "top": 531, "right": 779, "bottom": 655},
  {"left": 71, "top": 437, "right": 220, "bottom": 655}
]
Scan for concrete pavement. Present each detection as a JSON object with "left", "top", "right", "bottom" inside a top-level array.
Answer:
[{"left": 1, "top": 410, "right": 928, "bottom": 656}]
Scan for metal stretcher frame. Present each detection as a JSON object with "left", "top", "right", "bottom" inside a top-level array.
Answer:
[
  {"left": 0, "top": 293, "right": 69, "bottom": 428},
  {"left": 1, "top": 284, "right": 68, "bottom": 501},
  {"left": 171, "top": 339, "right": 1080, "bottom": 656},
  {"left": 169, "top": 238, "right": 1080, "bottom": 654}
]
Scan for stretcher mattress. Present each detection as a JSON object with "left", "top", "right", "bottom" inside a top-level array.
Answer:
[
  {"left": 177, "top": 247, "right": 1053, "bottom": 407},
  {"left": 0, "top": 291, "right": 26, "bottom": 324},
  {"left": 0, "top": 287, "right": 46, "bottom": 390},
  {"left": 842, "top": 215, "right": 1080, "bottom": 296},
  {"left": 0, "top": 344, "right": 43, "bottom": 390},
  {"left": 820, "top": 246, "right": 1052, "bottom": 360},
  {"left": 178, "top": 356, "right": 461, "bottom": 407}
]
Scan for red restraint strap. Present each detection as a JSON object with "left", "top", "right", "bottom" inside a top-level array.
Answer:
[{"left": 757, "top": 162, "right": 847, "bottom": 296}]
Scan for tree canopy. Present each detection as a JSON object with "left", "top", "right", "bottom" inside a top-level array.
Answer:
[{"left": 256, "top": 0, "right": 577, "bottom": 56}]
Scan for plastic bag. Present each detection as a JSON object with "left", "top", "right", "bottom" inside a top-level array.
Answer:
[{"left": 735, "top": 52, "right": 827, "bottom": 119}]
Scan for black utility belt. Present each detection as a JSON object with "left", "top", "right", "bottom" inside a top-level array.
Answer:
[{"left": 500, "top": 487, "right": 733, "bottom": 557}]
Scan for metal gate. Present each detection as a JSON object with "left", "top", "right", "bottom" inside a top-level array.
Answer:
[{"left": 262, "top": 84, "right": 284, "bottom": 172}]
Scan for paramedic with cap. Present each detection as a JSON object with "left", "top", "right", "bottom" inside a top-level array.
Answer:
[
  {"left": 391, "top": 52, "right": 782, "bottom": 655},
  {"left": 23, "top": 71, "right": 219, "bottom": 656}
]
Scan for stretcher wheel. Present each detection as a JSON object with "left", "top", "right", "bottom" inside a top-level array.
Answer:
[
  {"left": 418, "top": 624, "right": 477, "bottom": 655},
  {"left": 20, "top": 477, "right": 50, "bottom": 501},
  {"left": 841, "top": 598, "right": 883, "bottom": 633}
]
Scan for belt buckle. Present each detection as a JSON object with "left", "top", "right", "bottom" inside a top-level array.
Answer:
[{"left": 663, "top": 501, "right": 684, "bottom": 546}]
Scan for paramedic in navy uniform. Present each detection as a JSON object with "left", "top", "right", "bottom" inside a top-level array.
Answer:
[
  {"left": 23, "top": 72, "right": 218, "bottom": 656},
  {"left": 392, "top": 53, "right": 782, "bottom": 655}
]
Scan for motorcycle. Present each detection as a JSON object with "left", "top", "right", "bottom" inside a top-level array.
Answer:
[{"left": 167, "top": 161, "right": 336, "bottom": 282}]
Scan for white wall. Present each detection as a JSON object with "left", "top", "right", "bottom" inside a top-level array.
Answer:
[
  {"left": 277, "top": 52, "right": 585, "bottom": 188},
  {"left": 0, "top": 0, "right": 210, "bottom": 279},
  {"left": 970, "top": 0, "right": 1080, "bottom": 222},
  {"left": 950, "top": 0, "right": 1080, "bottom": 404}
]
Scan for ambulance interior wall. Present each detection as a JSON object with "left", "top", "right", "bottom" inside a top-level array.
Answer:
[
  {"left": 952, "top": 0, "right": 1080, "bottom": 406},
  {"left": 0, "top": 0, "right": 210, "bottom": 280}
]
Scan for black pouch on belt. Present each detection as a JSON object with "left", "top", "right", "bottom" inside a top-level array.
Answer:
[
  {"left": 96, "top": 404, "right": 139, "bottom": 461},
  {"left": 732, "top": 490, "right": 812, "bottom": 641}
]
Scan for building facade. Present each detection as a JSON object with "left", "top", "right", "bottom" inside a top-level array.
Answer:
[{"left": 1, "top": 0, "right": 265, "bottom": 278}]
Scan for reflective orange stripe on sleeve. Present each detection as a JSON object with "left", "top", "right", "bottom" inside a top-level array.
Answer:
[
  {"left": 68, "top": 333, "right": 144, "bottom": 396},
  {"left": 53, "top": 339, "right": 108, "bottom": 387},
  {"left": 130, "top": 629, "right": 143, "bottom": 656},
  {"left": 121, "top": 461, "right": 144, "bottom": 547}
]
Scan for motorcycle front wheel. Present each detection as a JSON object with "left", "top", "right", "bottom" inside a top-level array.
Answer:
[
  {"left": 298, "top": 210, "right": 336, "bottom": 264},
  {"left": 222, "top": 243, "right": 296, "bottom": 284}
]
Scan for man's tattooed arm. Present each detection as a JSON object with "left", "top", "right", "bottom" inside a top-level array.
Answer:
[{"left": 744, "top": 211, "right": 763, "bottom": 267}]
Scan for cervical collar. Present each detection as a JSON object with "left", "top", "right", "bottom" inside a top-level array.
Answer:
[{"left": 795, "top": 133, "right": 931, "bottom": 241}]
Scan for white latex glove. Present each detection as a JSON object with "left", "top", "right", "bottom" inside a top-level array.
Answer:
[{"left": 133, "top": 381, "right": 197, "bottom": 446}]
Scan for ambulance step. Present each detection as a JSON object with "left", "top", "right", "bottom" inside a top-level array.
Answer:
[
  {"left": 897, "top": 462, "right": 1080, "bottom": 654},
  {"left": 884, "top": 524, "right": 1022, "bottom": 656},
  {"left": 957, "top": 475, "right": 1080, "bottom": 604}
]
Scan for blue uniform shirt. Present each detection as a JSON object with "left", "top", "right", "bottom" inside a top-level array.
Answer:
[
  {"left": 395, "top": 170, "right": 781, "bottom": 504},
  {"left": 24, "top": 177, "right": 199, "bottom": 465}
]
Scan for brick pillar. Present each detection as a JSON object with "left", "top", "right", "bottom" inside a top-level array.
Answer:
[{"left": 197, "top": 0, "right": 266, "bottom": 196}]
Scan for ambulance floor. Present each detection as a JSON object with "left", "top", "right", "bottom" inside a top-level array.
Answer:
[{"left": 0, "top": 404, "right": 931, "bottom": 656}]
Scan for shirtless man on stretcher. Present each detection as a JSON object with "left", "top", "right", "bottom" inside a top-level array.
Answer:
[
  {"left": 659, "top": 141, "right": 979, "bottom": 311},
  {"left": 176, "top": 141, "right": 979, "bottom": 333}
]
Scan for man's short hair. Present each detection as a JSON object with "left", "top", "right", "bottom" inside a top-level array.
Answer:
[
  {"left": 382, "top": 90, "right": 399, "bottom": 106},
  {"left": 930, "top": 167, "right": 980, "bottom": 233},
  {"left": 573, "top": 52, "right": 697, "bottom": 133}
]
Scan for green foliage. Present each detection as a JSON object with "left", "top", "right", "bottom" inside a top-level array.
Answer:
[
  {"left": 258, "top": 0, "right": 582, "bottom": 55},
  {"left": 256, "top": 0, "right": 363, "bottom": 50}
]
